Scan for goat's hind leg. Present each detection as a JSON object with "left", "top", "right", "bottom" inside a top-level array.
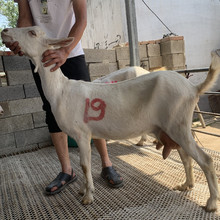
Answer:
[
  {"left": 77, "top": 138, "right": 94, "bottom": 205},
  {"left": 174, "top": 148, "right": 194, "bottom": 191},
  {"left": 178, "top": 135, "right": 219, "bottom": 212}
]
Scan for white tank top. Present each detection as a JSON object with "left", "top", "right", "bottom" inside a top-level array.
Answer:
[{"left": 28, "top": 0, "right": 84, "bottom": 58}]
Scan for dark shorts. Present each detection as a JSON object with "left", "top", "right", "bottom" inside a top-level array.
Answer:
[{"left": 30, "top": 55, "right": 91, "bottom": 133}]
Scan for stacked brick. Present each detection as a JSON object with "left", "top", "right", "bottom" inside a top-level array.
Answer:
[
  {"left": 0, "top": 55, "right": 51, "bottom": 156},
  {"left": 0, "top": 36, "right": 185, "bottom": 155}
]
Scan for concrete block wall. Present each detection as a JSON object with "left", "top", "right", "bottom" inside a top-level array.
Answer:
[
  {"left": 0, "top": 55, "right": 51, "bottom": 156},
  {"left": 0, "top": 37, "right": 185, "bottom": 155}
]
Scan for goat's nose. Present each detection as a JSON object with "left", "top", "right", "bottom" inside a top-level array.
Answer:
[{"left": 2, "top": 28, "right": 9, "bottom": 32}]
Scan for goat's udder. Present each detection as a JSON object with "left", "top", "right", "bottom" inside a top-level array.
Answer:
[{"left": 156, "top": 131, "right": 181, "bottom": 159}]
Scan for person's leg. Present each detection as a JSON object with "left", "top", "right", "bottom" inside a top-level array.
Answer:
[{"left": 93, "top": 139, "right": 123, "bottom": 188}]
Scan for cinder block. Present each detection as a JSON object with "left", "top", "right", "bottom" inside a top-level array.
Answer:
[
  {"left": 117, "top": 60, "right": 130, "bottom": 69},
  {"left": 3, "top": 56, "right": 31, "bottom": 71},
  {"left": 162, "top": 54, "right": 185, "bottom": 69},
  {"left": 38, "top": 141, "right": 52, "bottom": 148},
  {"left": 32, "top": 111, "right": 46, "bottom": 128},
  {"left": 84, "top": 49, "right": 116, "bottom": 63},
  {"left": 0, "top": 133, "right": 16, "bottom": 149},
  {"left": 0, "top": 114, "right": 34, "bottom": 134},
  {"left": 149, "top": 56, "right": 162, "bottom": 69},
  {"left": 0, "top": 85, "right": 25, "bottom": 102},
  {"left": 115, "top": 47, "right": 130, "bottom": 60},
  {"left": 139, "top": 45, "right": 148, "bottom": 60},
  {"left": 6, "top": 70, "right": 34, "bottom": 86},
  {"left": 9, "top": 97, "right": 43, "bottom": 116},
  {"left": 0, "top": 144, "right": 38, "bottom": 156},
  {"left": 15, "top": 127, "right": 51, "bottom": 148},
  {"left": 24, "top": 83, "right": 40, "bottom": 98},
  {"left": 0, "top": 56, "right": 3, "bottom": 72},
  {"left": 116, "top": 46, "right": 147, "bottom": 61},
  {"left": 147, "top": 44, "right": 161, "bottom": 57},
  {"left": 160, "top": 40, "right": 185, "bottom": 55},
  {"left": 88, "top": 63, "right": 118, "bottom": 77}
]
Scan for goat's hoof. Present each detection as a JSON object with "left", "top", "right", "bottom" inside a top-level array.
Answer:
[
  {"left": 204, "top": 198, "right": 218, "bottom": 212},
  {"left": 173, "top": 183, "right": 194, "bottom": 191},
  {"left": 82, "top": 195, "right": 94, "bottom": 205}
]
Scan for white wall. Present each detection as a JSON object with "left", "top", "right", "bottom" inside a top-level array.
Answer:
[
  {"left": 135, "top": 0, "right": 220, "bottom": 69},
  {"left": 82, "top": 0, "right": 126, "bottom": 49}
]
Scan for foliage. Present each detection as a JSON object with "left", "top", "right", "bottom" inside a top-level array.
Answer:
[{"left": 0, "top": 0, "right": 18, "bottom": 49}]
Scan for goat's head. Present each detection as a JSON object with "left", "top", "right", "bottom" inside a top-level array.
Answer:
[{"left": 1, "top": 26, "right": 74, "bottom": 71}]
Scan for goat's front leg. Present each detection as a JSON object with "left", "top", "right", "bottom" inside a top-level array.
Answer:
[
  {"left": 78, "top": 138, "right": 94, "bottom": 205},
  {"left": 174, "top": 148, "right": 195, "bottom": 191}
]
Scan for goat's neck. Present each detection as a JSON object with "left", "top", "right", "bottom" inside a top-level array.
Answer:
[{"left": 32, "top": 55, "right": 69, "bottom": 105}]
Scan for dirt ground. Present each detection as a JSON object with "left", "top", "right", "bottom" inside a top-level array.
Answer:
[{"left": 192, "top": 118, "right": 220, "bottom": 152}]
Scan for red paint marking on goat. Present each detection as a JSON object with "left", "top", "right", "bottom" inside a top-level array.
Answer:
[
  {"left": 105, "top": 81, "right": 118, "bottom": 83},
  {"left": 84, "top": 98, "right": 106, "bottom": 123}
]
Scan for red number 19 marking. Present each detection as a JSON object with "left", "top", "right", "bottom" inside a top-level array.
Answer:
[{"left": 84, "top": 98, "right": 106, "bottom": 123}]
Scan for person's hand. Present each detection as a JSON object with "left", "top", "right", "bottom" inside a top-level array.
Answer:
[
  {"left": 4, "top": 41, "right": 24, "bottom": 56},
  {"left": 42, "top": 47, "right": 70, "bottom": 72}
]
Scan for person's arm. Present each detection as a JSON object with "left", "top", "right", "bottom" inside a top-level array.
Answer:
[
  {"left": 4, "top": 0, "right": 33, "bottom": 55},
  {"left": 17, "top": 0, "right": 33, "bottom": 27},
  {"left": 42, "top": 0, "right": 87, "bottom": 72}
]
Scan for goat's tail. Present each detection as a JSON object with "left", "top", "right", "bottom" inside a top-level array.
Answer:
[{"left": 197, "top": 50, "right": 220, "bottom": 96}]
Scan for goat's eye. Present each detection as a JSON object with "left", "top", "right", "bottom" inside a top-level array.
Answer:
[{"left": 28, "top": 30, "right": 37, "bottom": 37}]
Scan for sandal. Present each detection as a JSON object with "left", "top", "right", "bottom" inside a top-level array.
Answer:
[
  {"left": 101, "top": 166, "right": 124, "bottom": 188},
  {"left": 45, "top": 169, "right": 77, "bottom": 195}
]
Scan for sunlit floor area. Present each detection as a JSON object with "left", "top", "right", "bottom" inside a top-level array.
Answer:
[{"left": 0, "top": 137, "right": 219, "bottom": 219}]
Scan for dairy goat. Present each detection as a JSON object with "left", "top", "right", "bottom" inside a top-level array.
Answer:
[{"left": 2, "top": 26, "right": 220, "bottom": 212}]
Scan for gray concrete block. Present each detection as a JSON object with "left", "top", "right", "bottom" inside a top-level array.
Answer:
[
  {"left": 84, "top": 49, "right": 116, "bottom": 63},
  {"left": 0, "top": 144, "right": 39, "bottom": 156},
  {"left": 9, "top": 97, "right": 43, "bottom": 116},
  {"left": 147, "top": 44, "right": 161, "bottom": 57},
  {"left": 116, "top": 45, "right": 148, "bottom": 62},
  {"left": 115, "top": 47, "right": 130, "bottom": 60},
  {"left": 0, "top": 133, "right": 16, "bottom": 149},
  {"left": 149, "top": 56, "right": 162, "bottom": 69},
  {"left": 0, "top": 114, "right": 34, "bottom": 134},
  {"left": 0, "top": 56, "right": 3, "bottom": 72},
  {"left": 0, "top": 85, "right": 25, "bottom": 102},
  {"left": 32, "top": 111, "right": 46, "bottom": 128},
  {"left": 6, "top": 70, "right": 34, "bottom": 86},
  {"left": 15, "top": 127, "right": 51, "bottom": 148},
  {"left": 117, "top": 60, "right": 130, "bottom": 69},
  {"left": 162, "top": 54, "right": 185, "bottom": 69},
  {"left": 0, "top": 77, "right": 2, "bottom": 87},
  {"left": 139, "top": 45, "right": 148, "bottom": 60},
  {"left": 3, "top": 56, "right": 31, "bottom": 71},
  {"left": 160, "top": 40, "right": 185, "bottom": 55},
  {"left": 88, "top": 63, "right": 118, "bottom": 77},
  {"left": 38, "top": 141, "right": 52, "bottom": 148},
  {"left": 24, "top": 83, "right": 40, "bottom": 98}
]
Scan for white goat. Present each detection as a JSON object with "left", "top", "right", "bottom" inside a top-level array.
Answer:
[
  {"left": 2, "top": 26, "right": 220, "bottom": 212},
  {"left": 0, "top": 105, "right": 3, "bottom": 115}
]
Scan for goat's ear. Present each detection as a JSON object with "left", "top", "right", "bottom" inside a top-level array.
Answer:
[{"left": 46, "top": 37, "right": 74, "bottom": 47}]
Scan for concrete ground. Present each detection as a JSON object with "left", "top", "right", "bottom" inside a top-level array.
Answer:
[{"left": 192, "top": 118, "right": 220, "bottom": 152}]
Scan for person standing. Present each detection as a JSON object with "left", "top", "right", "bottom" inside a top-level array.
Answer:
[{"left": 5, "top": 0, "right": 123, "bottom": 195}]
